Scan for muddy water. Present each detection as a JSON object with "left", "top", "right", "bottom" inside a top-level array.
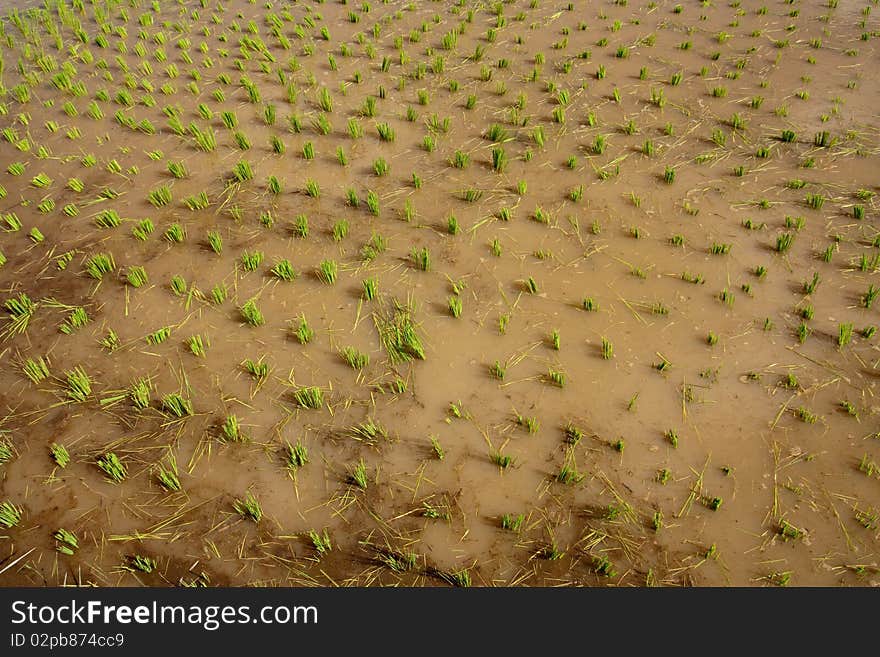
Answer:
[{"left": 0, "top": 0, "right": 878, "bottom": 587}]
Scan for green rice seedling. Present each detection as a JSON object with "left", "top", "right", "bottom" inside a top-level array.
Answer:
[
  {"left": 146, "top": 326, "right": 172, "bottom": 345},
  {"left": 288, "top": 213, "right": 308, "bottom": 238},
  {"left": 312, "top": 114, "right": 332, "bottom": 136},
  {"left": 126, "top": 266, "right": 149, "bottom": 288},
  {"left": 168, "top": 162, "right": 189, "bottom": 179},
  {"left": 86, "top": 253, "right": 116, "bottom": 280},
  {"left": 663, "top": 166, "right": 676, "bottom": 184},
  {"left": 805, "top": 193, "right": 825, "bottom": 210},
  {"left": 240, "top": 299, "right": 264, "bottom": 327},
  {"left": 375, "top": 301, "right": 426, "bottom": 364},
  {"left": 859, "top": 454, "right": 878, "bottom": 478},
  {"left": 341, "top": 347, "right": 369, "bottom": 370},
  {"left": 349, "top": 459, "right": 370, "bottom": 489},
  {"left": 233, "top": 492, "right": 262, "bottom": 522},
  {"left": 859, "top": 253, "right": 880, "bottom": 273},
  {"left": 29, "top": 227, "right": 44, "bottom": 243},
  {"left": 563, "top": 424, "right": 584, "bottom": 446},
  {"left": 162, "top": 393, "right": 193, "bottom": 418},
  {"left": 95, "top": 209, "right": 122, "bottom": 229},
  {"left": 516, "top": 414, "right": 539, "bottom": 434},
  {"left": 548, "top": 368, "right": 566, "bottom": 387},
  {"left": 427, "top": 435, "right": 445, "bottom": 461},
  {"left": 126, "top": 555, "right": 156, "bottom": 574},
  {"left": 263, "top": 103, "right": 276, "bottom": 126},
  {"left": 129, "top": 378, "right": 151, "bottom": 410},
  {"left": 776, "top": 233, "right": 795, "bottom": 253},
  {"left": 853, "top": 205, "right": 865, "bottom": 220},
  {"left": 220, "top": 110, "right": 238, "bottom": 130},
  {"left": 232, "top": 160, "right": 253, "bottom": 183},
  {"left": 376, "top": 122, "right": 395, "bottom": 142},
  {"left": 411, "top": 247, "right": 431, "bottom": 271},
  {"left": 0, "top": 437, "right": 13, "bottom": 465},
  {"left": 301, "top": 141, "right": 315, "bottom": 160},
  {"left": 803, "top": 272, "right": 820, "bottom": 295},
  {"left": 839, "top": 322, "right": 854, "bottom": 348},
  {"left": 525, "top": 277, "right": 539, "bottom": 294},
  {"left": 187, "top": 334, "right": 207, "bottom": 358},
  {"left": 491, "top": 147, "right": 507, "bottom": 173},
  {"left": 267, "top": 176, "right": 282, "bottom": 195},
  {"left": 7, "top": 162, "right": 25, "bottom": 176},
  {"left": 350, "top": 419, "right": 389, "bottom": 445},
  {"left": 4, "top": 293, "right": 37, "bottom": 337},
  {"left": 154, "top": 454, "right": 181, "bottom": 492},
  {"left": 362, "top": 278, "right": 379, "bottom": 301},
  {"left": 65, "top": 366, "right": 92, "bottom": 403},
  {"left": 373, "top": 157, "right": 389, "bottom": 176},
  {"left": 557, "top": 459, "right": 585, "bottom": 485},
  {"left": 284, "top": 440, "right": 309, "bottom": 473},
  {"left": 184, "top": 191, "right": 209, "bottom": 211},
  {"left": 54, "top": 528, "right": 79, "bottom": 555},
  {"left": 294, "top": 386, "right": 323, "bottom": 409},
  {"left": 293, "top": 315, "right": 314, "bottom": 345},
  {"left": 3, "top": 213, "right": 22, "bottom": 232},
  {"left": 305, "top": 179, "right": 320, "bottom": 198},
  {"left": 501, "top": 513, "right": 525, "bottom": 533},
  {"left": 491, "top": 451, "right": 515, "bottom": 469},
  {"left": 840, "top": 401, "right": 859, "bottom": 420},
  {"left": 59, "top": 307, "right": 89, "bottom": 335},
  {"left": 486, "top": 123, "right": 508, "bottom": 143},
  {"left": 317, "top": 260, "right": 338, "bottom": 285},
  {"left": 209, "top": 282, "right": 228, "bottom": 305},
  {"left": 0, "top": 501, "right": 22, "bottom": 529},
  {"left": 271, "top": 259, "right": 297, "bottom": 282},
  {"left": 23, "top": 356, "right": 50, "bottom": 384},
  {"left": 221, "top": 414, "right": 244, "bottom": 442},
  {"left": 863, "top": 285, "right": 880, "bottom": 309},
  {"left": 97, "top": 452, "right": 126, "bottom": 483},
  {"left": 601, "top": 337, "right": 613, "bottom": 360},
  {"left": 489, "top": 360, "right": 506, "bottom": 380},
  {"left": 447, "top": 215, "right": 460, "bottom": 235},
  {"left": 452, "top": 150, "right": 470, "bottom": 169},
  {"left": 347, "top": 117, "right": 364, "bottom": 140},
  {"left": 132, "top": 219, "right": 154, "bottom": 241},
  {"left": 162, "top": 273, "right": 185, "bottom": 298},
  {"left": 309, "top": 529, "right": 332, "bottom": 555},
  {"left": 243, "top": 356, "right": 271, "bottom": 384},
  {"left": 240, "top": 250, "right": 264, "bottom": 272},
  {"left": 31, "top": 172, "right": 52, "bottom": 189},
  {"left": 268, "top": 134, "right": 285, "bottom": 154},
  {"left": 101, "top": 329, "right": 120, "bottom": 353},
  {"left": 795, "top": 407, "right": 817, "bottom": 424},
  {"left": 317, "top": 87, "right": 333, "bottom": 112},
  {"left": 448, "top": 296, "right": 463, "bottom": 318},
  {"left": 147, "top": 185, "right": 172, "bottom": 207}
]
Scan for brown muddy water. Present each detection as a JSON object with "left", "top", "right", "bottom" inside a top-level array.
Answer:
[{"left": 0, "top": 0, "right": 878, "bottom": 587}]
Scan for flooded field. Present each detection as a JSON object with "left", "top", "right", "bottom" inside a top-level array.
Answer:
[{"left": 0, "top": 0, "right": 878, "bottom": 587}]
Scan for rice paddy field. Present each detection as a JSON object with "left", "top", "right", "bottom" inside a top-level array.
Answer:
[{"left": 0, "top": 0, "right": 877, "bottom": 588}]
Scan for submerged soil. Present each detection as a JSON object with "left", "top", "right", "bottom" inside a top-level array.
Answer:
[{"left": 0, "top": 0, "right": 878, "bottom": 587}]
